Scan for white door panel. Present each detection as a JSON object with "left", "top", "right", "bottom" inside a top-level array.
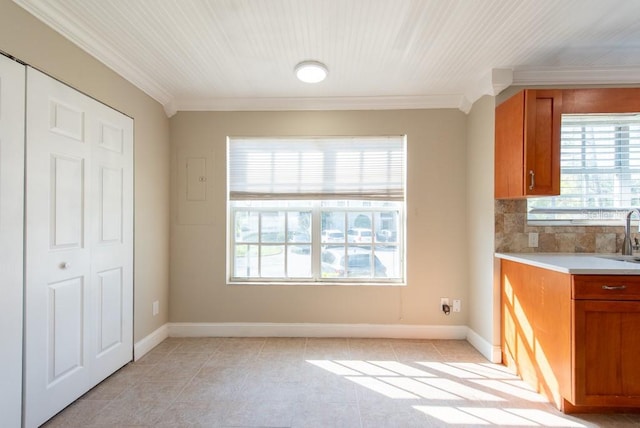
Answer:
[
  {"left": 25, "top": 67, "right": 93, "bottom": 428},
  {"left": 89, "top": 101, "right": 133, "bottom": 382},
  {"left": 51, "top": 154, "right": 86, "bottom": 248},
  {"left": 48, "top": 277, "right": 85, "bottom": 382},
  {"left": 25, "top": 67, "right": 133, "bottom": 428},
  {"left": 97, "top": 267, "right": 124, "bottom": 354},
  {"left": 0, "top": 54, "right": 26, "bottom": 428}
]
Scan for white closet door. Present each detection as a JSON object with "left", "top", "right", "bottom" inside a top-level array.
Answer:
[
  {"left": 88, "top": 83, "right": 134, "bottom": 383},
  {"left": 24, "top": 67, "right": 133, "bottom": 428},
  {"left": 0, "top": 55, "right": 26, "bottom": 428}
]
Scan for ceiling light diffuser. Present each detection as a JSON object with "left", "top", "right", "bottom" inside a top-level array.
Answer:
[{"left": 295, "top": 61, "right": 328, "bottom": 83}]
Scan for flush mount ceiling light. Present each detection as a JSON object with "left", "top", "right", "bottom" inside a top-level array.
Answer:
[{"left": 294, "top": 60, "right": 328, "bottom": 83}]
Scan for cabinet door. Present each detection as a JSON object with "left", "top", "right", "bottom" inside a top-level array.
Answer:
[
  {"left": 500, "top": 259, "right": 572, "bottom": 409},
  {"left": 573, "top": 300, "right": 640, "bottom": 407},
  {"left": 494, "top": 89, "right": 562, "bottom": 198},
  {"left": 523, "top": 90, "right": 562, "bottom": 196},
  {"left": 495, "top": 91, "right": 525, "bottom": 198}
]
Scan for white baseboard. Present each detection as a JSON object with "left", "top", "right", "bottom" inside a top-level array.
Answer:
[
  {"left": 136, "top": 323, "right": 502, "bottom": 363},
  {"left": 466, "top": 327, "right": 501, "bottom": 363},
  {"left": 168, "top": 322, "right": 469, "bottom": 340},
  {"left": 133, "top": 323, "right": 169, "bottom": 361}
]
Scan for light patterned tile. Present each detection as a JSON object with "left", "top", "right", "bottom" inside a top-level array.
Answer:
[
  {"left": 173, "top": 338, "right": 225, "bottom": 354},
  {"left": 85, "top": 400, "right": 168, "bottom": 426},
  {"left": 174, "top": 378, "right": 242, "bottom": 403},
  {"left": 79, "top": 379, "right": 129, "bottom": 401},
  {"left": 160, "top": 351, "right": 213, "bottom": 365},
  {"left": 348, "top": 338, "right": 397, "bottom": 360},
  {"left": 155, "top": 401, "right": 231, "bottom": 427},
  {"left": 222, "top": 400, "right": 295, "bottom": 427},
  {"left": 39, "top": 337, "right": 640, "bottom": 428},
  {"left": 392, "top": 340, "right": 441, "bottom": 361},
  {"left": 304, "top": 338, "right": 351, "bottom": 359},
  {"left": 145, "top": 360, "right": 205, "bottom": 382},
  {"left": 202, "top": 349, "right": 258, "bottom": 368},
  {"left": 292, "top": 401, "right": 361, "bottom": 428},
  {"left": 114, "top": 380, "right": 186, "bottom": 403},
  {"left": 261, "top": 337, "right": 307, "bottom": 352},
  {"left": 41, "top": 399, "right": 111, "bottom": 427}
]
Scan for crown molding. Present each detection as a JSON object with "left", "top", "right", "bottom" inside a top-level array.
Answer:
[
  {"left": 459, "top": 68, "right": 513, "bottom": 114},
  {"left": 171, "top": 94, "right": 467, "bottom": 115},
  {"left": 513, "top": 66, "right": 640, "bottom": 86},
  {"left": 13, "top": 0, "right": 173, "bottom": 108}
]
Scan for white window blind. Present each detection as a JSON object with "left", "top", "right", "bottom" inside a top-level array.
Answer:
[
  {"left": 528, "top": 114, "right": 640, "bottom": 222},
  {"left": 228, "top": 136, "right": 405, "bottom": 201}
]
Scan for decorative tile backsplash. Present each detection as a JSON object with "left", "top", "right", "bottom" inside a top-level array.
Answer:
[{"left": 495, "top": 199, "right": 627, "bottom": 253}]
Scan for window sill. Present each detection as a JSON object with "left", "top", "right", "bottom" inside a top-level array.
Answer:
[
  {"left": 528, "top": 220, "right": 633, "bottom": 227},
  {"left": 227, "top": 280, "right": 406, "bottom": 287}
]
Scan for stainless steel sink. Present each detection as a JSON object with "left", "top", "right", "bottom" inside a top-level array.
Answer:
[{"left": 597, "top": 255, "right": 640, "bottom": 264}]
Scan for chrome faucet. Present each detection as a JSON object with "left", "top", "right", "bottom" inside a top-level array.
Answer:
[{"left": 622, "top": 208, "right": 640, "bottom": 255}]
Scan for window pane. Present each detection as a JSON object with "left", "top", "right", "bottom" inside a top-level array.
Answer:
[
  {"left": 287, "top": 211, "right": 311, "bottom": 243},
  {"left": 261, "top": 212, "right": 285, "bottom": 242},
  {"left": 234, "top": 245, "right": 259, "bottom": 277},
  {"left": 347, "top": 212, "right": 373, "bottom": 247},
  {"left": 321, "top": 246, "right": 345, "bottom": 278},
  {"left": 287, "top": 246, "right": 311, "bottom": 277},
  {"left": 377, "top": 246, "right": 401, "bottom": 278},
  {"left": 260, "top": 245, "right": 285, "bottom": 277},
  {"left": 321, "top": 212, "right": 346, "bottom": 246},
  {"left": 375, "top": 211, "right": 399, "bottom": 243},
  {"left": 235, "top": 211, "right": 259, "bottom": 242}
]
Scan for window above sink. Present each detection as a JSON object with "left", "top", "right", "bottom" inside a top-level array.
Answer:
[{"left": 528, "top": 113, "right": 640, "bottom": 225}]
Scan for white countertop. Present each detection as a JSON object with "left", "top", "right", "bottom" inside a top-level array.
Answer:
[{"left": 495, "top": 253, "right": 640, "bottom": 275}]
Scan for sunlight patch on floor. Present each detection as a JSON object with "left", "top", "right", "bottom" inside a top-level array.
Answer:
[
  {"left": 345, "top": 376, "right": 420, "bottom": 399},
  {"left": 470, "top": 379, "right": 548, "bottom": 402},
  {"left": 413, "top": 406, "right": 587, "bottom": 427},
  {"left": 306, "top": 358, "right": 591, "bottom": 426}
]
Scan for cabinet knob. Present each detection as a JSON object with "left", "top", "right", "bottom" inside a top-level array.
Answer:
[{"left": 60, "top": 262, "right": 71, "bottom": 269}]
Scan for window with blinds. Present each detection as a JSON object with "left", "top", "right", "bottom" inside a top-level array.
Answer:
[
  {"left": 227, "top": 136, "right": 406, "bottom": 284},
  {"left": 528, "top": 114, "right": 640, "bottom": 223}
]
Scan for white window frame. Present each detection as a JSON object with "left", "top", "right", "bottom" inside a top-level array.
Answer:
[
  {"left": 528, "top": 113, "right": 640, "bottom": 225},
  {"left": 227, "top": 135, "right": 406, "bottom": 285}
]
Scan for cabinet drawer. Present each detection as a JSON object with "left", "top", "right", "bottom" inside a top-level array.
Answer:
[{"left": 573, "top": 275, "right": 640, "bottom": 300}]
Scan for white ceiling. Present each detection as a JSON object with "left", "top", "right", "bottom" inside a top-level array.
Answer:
[{"left": 13, "top": 0, "right": 640, "bottom": 117}]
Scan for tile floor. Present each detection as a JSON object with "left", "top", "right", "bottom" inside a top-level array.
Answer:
[{"left": 43, "top": 337, "right": 640, "bottom": 427}]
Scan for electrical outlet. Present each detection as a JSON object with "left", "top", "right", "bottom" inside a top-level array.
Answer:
[
  {"left": 152, "top": 300, "right": 159, "bottom": 316},
  {"left": 440, "top": 298, "right": 450, "bottom": 315},
  {"left": 528, "top": 232, "right": 539, "bottom": 247},
  {"left": 453, "top": 299, "right": 461, "bottom": 312}
]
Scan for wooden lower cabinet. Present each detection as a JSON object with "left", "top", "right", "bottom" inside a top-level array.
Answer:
[
  {"left": 500, "top": 259, "right": 640, "bottom": 412},
  {"left": 574, "top": 300, "right": 640, "bottom": 407}
]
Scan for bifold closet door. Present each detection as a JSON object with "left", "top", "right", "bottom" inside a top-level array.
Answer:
[
  {"left": 24, "top": 67, "right": 133, "bottom": 428},
  {"left": 0, "top": 55, "right": 26, "bottom": 428}
]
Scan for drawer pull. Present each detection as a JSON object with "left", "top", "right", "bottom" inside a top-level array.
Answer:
[{"left": 602, "top": 285, "right": 627, "bottom": 290}]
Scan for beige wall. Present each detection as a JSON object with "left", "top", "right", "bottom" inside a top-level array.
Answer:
[
  {"left": 0, "top": 0, "right": 171, "bottom": 342},
  {"left": 466, "top": 95, "right": 498, "bottom": 346},
  {"left": 170, "top": 110, "right": 469, "bottom": 325}
]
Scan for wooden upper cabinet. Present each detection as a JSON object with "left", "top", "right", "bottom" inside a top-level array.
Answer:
[{"left": 495, "top": 89, "right": 562, "bottom": 199}]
